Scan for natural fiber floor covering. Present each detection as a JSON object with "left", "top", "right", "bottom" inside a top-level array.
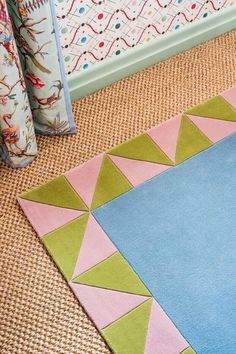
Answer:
[{"left": 1, "top": 29, "right": 236, "bottom": 354}]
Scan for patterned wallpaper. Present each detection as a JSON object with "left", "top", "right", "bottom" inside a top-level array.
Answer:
[{"left": 55, "top": 0, "right": 234, "bottom": 75}]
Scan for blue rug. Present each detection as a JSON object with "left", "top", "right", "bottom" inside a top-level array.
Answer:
[{"left": 94, "top": 133, "right": 236, "bottom": 354}]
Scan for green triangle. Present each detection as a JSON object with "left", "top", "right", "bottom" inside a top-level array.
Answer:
[
  {"left": 42, "top": 213, "right": 89, "bottom": 280},
  {"left": 175, "top": 115, "right": 213, "bottom": 164},
  {"left": 181, "top": 347, "right": 197, "bottom": 354},
  {"left": 186, "top": 95, "right": 236, "bottom": 122},
  {"left": 20, "top": 176, "right": 88, "bottom": 211},
  {"left": 107, "top": 133, "right": 173, "bottom": 165},
  {"left": 91, "top": 156, "right": 132, "bottom": 210},
  {"left": 102, "top": 299, "right": 152, "bottom": 354},
  {"left": 73, "top": 252, "right": 151, "bottom": 296}
]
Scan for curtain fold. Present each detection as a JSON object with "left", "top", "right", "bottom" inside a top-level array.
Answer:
[{"left": 0, "top": 0, "right": 75, "bottom": 168}]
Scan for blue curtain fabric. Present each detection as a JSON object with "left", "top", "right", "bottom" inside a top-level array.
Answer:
[{"left": 0, "top": 0, "right": 75, "bottom": 168}]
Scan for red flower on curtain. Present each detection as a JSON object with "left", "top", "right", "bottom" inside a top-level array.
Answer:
[
  {"left": 25, "top": 72, "right": 45, "bottom": 88},
  {"left": 0, "top": 97, "right": 8, "bottom": 105},
  {"left": 2, "top": 125, "right": 20, "bottom": 144}
]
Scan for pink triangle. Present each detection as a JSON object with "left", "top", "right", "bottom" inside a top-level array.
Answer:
[
  {"left": 64, "top": 154, "right": 104, "bottom": 208},
  {"left": 188, "top": 115, "right": 236, "bottom": 143},
  {"left": 18, "top": 198, "right": 84, "bottom": 237},
  {"left": 220, "top": 86, "right": 236, "bottom": 109},
  {"left": 108, "top": 155, "right": 172, "bottom": 187},
  {"left": 147, "top": 115, "right": 182, "bottom": 163},
  {"left": 145, "top": 300, "right": 189, "bottom": 354},
  {"left": 72, "top": 215, "right": 117, "bottom": 278},
  {"left": 70, "top": 283, "right": 149, "bottom": 329}
]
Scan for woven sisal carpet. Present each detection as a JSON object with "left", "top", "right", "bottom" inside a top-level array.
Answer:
[{"left": 1, "top": 30, "right": 236, "bottom": 354}]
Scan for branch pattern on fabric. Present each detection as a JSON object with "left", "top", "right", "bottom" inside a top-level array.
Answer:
[
  {"left": 7, "top": 0, "right": 74, "bottom": 135},
  {"left": 19, "top": 0, "right": 49, "bottom": 14},
  {"left": 0, "top": 0, "right": 37, "bottom": 167},
  {"left": 0, "top": 0, "right": 75, "bottom": 167}
]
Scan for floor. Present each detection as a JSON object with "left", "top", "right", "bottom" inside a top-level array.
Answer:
[{"left": 1, "top": 29, "right": 236, "bottom": 354}]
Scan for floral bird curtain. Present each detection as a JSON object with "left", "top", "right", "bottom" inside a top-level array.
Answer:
[{"left": 0, "top": 0, "right": 75, "bottom": 168}]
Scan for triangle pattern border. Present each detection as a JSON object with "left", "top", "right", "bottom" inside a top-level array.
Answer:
[{"left": 18, "top": 87, "right": 236, "bottom": 354}]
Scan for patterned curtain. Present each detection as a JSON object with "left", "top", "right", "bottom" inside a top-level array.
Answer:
[{"left": 0, "top": 0, "right": 75, "bottom": 168}]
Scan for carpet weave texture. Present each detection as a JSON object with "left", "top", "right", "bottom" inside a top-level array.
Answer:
[{"left": 1, "top": 29, "right": 236, "bottom": 354}]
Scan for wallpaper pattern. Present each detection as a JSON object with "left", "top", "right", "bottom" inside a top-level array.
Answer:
[{"left": 55, "top": 0, "right": 234, "bottom": 75}]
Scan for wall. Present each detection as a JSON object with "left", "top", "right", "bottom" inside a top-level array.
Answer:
[{"left": 55, "top": 0, "right": 234, "bottom": 76}]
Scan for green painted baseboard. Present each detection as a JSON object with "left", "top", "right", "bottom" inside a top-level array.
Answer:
[{"left": 68, "top": 6, "right": 236, "bottom": 102}]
